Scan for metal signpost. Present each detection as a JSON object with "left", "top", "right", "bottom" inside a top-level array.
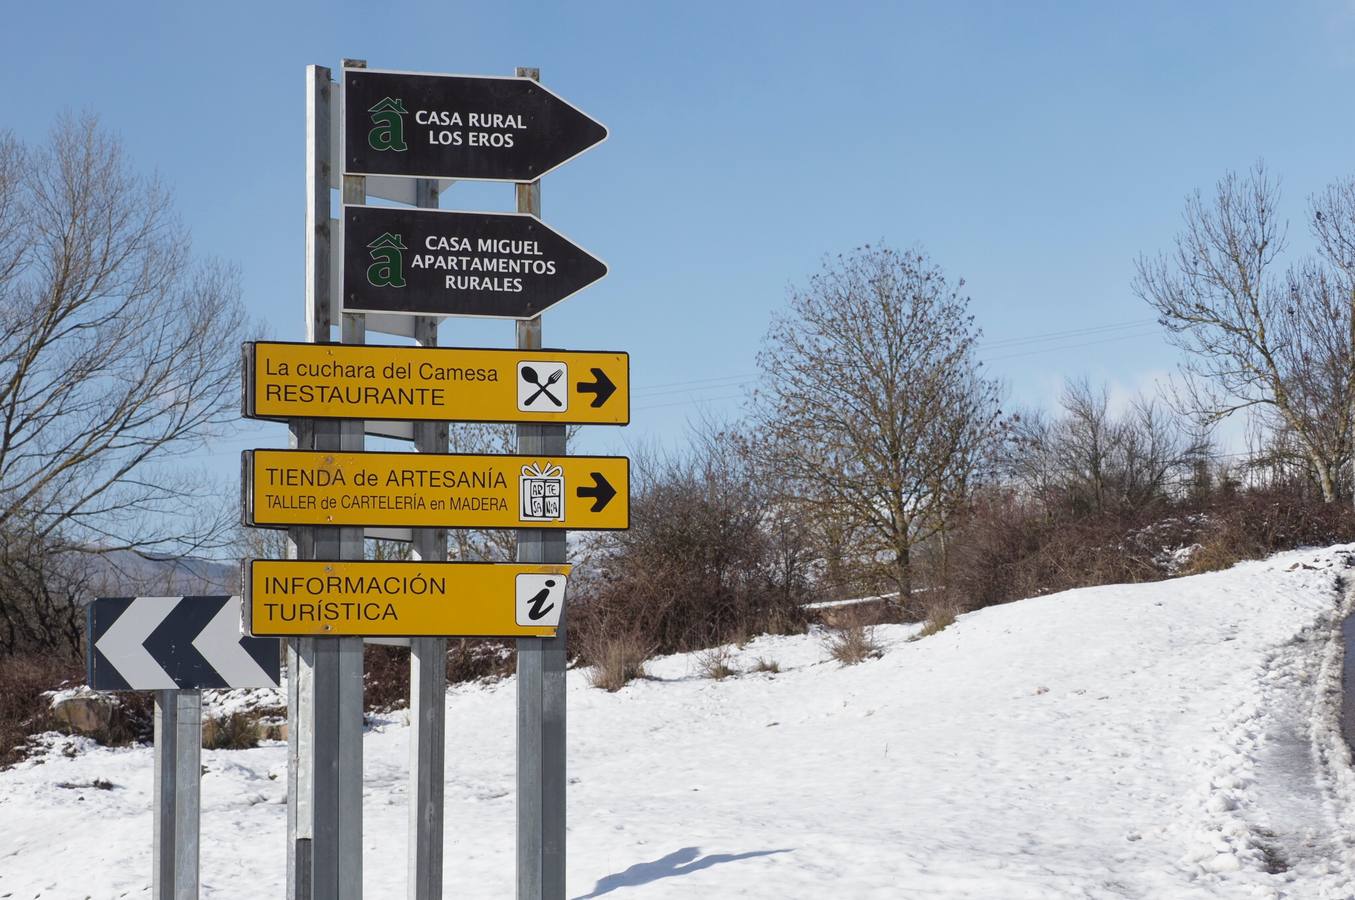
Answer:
[
  {"left": 510, "top": 65, "right": 572, "bottom": 900},
  {"left": 86, "top": 596, "right": 281, "bottom": 900},
  {"left": 231, "top": 60, "right": 617, "bottom": 900},
  {"left": 289, "top": 60, "right": 366, "bottom": 900},
  {"left": 405, "top": 177, "right": 449, "bottom": 900}
]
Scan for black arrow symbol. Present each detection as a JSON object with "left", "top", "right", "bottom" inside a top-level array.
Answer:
[
  {"left": 576, "top": 472, "right": 617, "bottom": 513},
  {"left": 575, "top": 368, "right": 617, "bottom": 408}
]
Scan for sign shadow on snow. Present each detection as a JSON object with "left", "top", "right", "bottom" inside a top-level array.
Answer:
[{"left": 572, "top": 846, "right": 792, "bottom": 898}]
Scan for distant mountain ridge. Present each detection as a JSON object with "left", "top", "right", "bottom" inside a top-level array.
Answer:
[{"left": 80, "top": 549, "right": 238, "bottom": 597}]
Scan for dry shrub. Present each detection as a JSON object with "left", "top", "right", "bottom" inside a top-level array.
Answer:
[
  {"left": 580, "top": 630, "right": 652, "bottom": 692},
  {"left": 0, "top": 652, "right": 154, "bottom": 767},
  {"left": 1185, "top": 489, "right": 1354, "bottom": 575},
  {"left": 446, "top": 639, "right": 515, "bottom": 684},
  {"left": 823, "top": 624, "right": 883, "bottom": 665},
  {"left": 822, "top": 608, "right": 883, "bottom": 665},
  {"left": 569, "top": 434, "right": 814, "bottom": 659},
  {"left": 0, "top": 653, "right": 82, "bottom": 766},
  {"left": 362, "top": 644, "right": 409, "bottom": 712},
  {"left": 1180, "top": 540, "right": 1241, "bottom": 575},
  {"left": 695, "top": 646, "right": 738, "bottom": 680},
  {"left": 202, "top": 711, "right": 260, "bottom": 750},
  {"left": 764, "top": 604, "right": 809, "bottom": 637},
  {"left": 945, "top": 489, "right": 1209, "bottom": 607},
  {"left": 751, "top": 657, "right": 780, "bottom": 674},
  {"left": 363, "top": 640, "right": 519, "bottom": 711},
  {"left": 941, "top": 481, "right": 1355, "bottom": 612},
  {"left": 915, "top": 599, "right": 959, "bottom": 639}
]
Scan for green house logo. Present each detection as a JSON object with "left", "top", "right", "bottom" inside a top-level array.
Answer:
[
  {"left": 368, "top": 97, "right": 408, "bottom": 152},
  {"left": 367, "top": 233, "right": 407, "bottom": 288}
]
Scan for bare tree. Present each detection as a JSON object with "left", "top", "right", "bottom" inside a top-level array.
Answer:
[
  {"left": 0, "top": 114, "right": 254, "bottom": 654},
  {"left": 751, "top": 245, "right": 1001, "bottom": 607},
  {"left": 1134, "top": 164, "right": 1355, "bottom": 502},
  {"left": 571, "top": 424, "right": 811, "bottom": 655},
  {"left": 1005, "top": 379, "right": 1206, "bottom": 518}
]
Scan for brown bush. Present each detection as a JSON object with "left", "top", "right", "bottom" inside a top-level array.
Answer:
[
  {"left": 915, "top": 598, "right": 959, "bottom": 639},
  {"left": 751, "top": 657, "right": 780, "bottom": 674},
  {"left": 0, "top": 652, "right": 154, "bottom": 767},
  {"left": 939, "top": 481, "right": 1355, "bottom": 612},
  {"left": 0, "top": 653, "right": 81, "bottom": 766},
  {"left": 821, "top": 606, "right": 884, "bottom": 665},
  {"left": 446, "top": 639, "right": 515, "bottom": 684},
  {"left": 1180, "top": 540, "right": 1241, "bottom": 575},
  {"left": 362, "top": 644, "right": 409, "bottom": 712},
  {"left": 202, "top": 712, "right": 261, "bottom": 750},
  {"left": 1186, "top": 489, "right": 1354, "bottom": 574},
  {"left": 579, "top": 629, "right": 652, "bottom": 692},
  {"left": 569, "top": 433, "right": 814, "bottom": 660},
  {"left": 694, "top": 646, "right": 738, "bottom": 680}
]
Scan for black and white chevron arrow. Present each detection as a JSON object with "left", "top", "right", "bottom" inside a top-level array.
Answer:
[{"left": 87, "top": 596, "right": 280, "bottom": 691}]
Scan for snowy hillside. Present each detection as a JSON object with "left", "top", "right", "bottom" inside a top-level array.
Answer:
[{"left": 3, "top": 547, "right": 1355, "bottom": 898}]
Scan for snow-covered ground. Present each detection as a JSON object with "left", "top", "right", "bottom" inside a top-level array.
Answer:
[{"left": 3, "top": 547, "right": 1355, "bottom": 898}]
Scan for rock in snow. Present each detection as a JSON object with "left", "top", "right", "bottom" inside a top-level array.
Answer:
[{"left": 2, "top": 546, "right": 1355, "bottom": 898}]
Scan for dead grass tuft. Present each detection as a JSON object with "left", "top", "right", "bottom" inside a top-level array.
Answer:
[
  {"left": 695, "top": 646, "right": 738, "bottom": 680},
  {"left": 822, "top": 621, "right": 883, "bottom": 666},
  {"left": 583, "top": 631, "right": 653, "bottom": 692},
  {"left": 914, "top": 600, "right": 959, "bottom": 640},
  {"left": 202, "top": 712, "right": 261, "bottom": 750}
]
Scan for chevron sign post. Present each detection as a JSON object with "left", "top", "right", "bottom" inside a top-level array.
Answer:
[
  {"left": 86, "top": 595, "right": 280, "bottom": 899},
  {"left": 87, "top": 596, "right": 280, "bottom": 691}
]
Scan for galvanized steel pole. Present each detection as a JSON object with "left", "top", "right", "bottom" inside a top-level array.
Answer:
[
  {"left": 287, "top": 62, "right": 330, "bottom": 900},
  {"left": 290, "top": 60, "right": 364, "bottom": 900},
  {"left": 153, "top": 689, "right": 200, "bottom": 900},
  {"left": 515, "top": 65, "right": 569, "bottom": 900},
  {"left": 408, "top": 177, "right": 449, "bottom": 900}
]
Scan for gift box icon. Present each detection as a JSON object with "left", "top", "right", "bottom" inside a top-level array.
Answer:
[{"left": 520, "top": 461, "right": 565, "bottom": 522}]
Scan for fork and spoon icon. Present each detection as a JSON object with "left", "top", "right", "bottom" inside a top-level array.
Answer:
[{"left": 521, "top": 365, "right": 564, "bottom": 407}]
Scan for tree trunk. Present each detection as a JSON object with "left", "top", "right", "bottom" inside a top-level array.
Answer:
[
  {"left": 1313, "top": 454, "right": 1337, "bottom": 503},
  {"left": 892, "top": 540, "right": 912, "bottom": 616}
]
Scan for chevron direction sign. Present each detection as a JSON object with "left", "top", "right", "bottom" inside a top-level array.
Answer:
[
  {"left": 243, "top": 448, "right": 629, "bottom": 531},
  {"left": 343, "top": 68, "right": 607, "bottom": 182},
  {"left": 243, "top": 341, "right": 629, "bottom": 426},
  {"left": 245, "top": 560, "right": 570, "bottom": 638},
  {"left": 87, "top": 596, "right": 281, "bottom": 691},
  {"left": 341, "top": 205, "right": 607, "bottom": 319}
]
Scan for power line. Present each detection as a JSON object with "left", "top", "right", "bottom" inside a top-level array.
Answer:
[
  {"left": 980, "top": 319, "right": 1156, "bottom": 351},
  {"left": 629, "top": 318, "right": 1162, "bottom": 398},
  {"left": 630, "top": 323, "right": 1167, "bottom": 413},
  {"left": 985, "top": 328, "right": 1164, "bottom": 362}
]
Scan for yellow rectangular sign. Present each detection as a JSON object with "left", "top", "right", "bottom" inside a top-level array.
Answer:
[
  {"left": 243, "top": 449, "right": 629, "bottom": 530},
  {"left": 244, "top": 341, "right": 628, "bottom": 425},
  {"left": 245, "top": 560, "right": 570, "bottom": 637}
]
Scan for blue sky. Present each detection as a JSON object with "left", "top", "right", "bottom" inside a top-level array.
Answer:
[{"left": 4, "top": 1, "right": 1355, "bottom": 471}]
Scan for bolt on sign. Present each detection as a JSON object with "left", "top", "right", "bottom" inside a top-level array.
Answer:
[
  {"left": 245, "top": 560, "right": 569, "bottom": 638},
  {"left": 343, "top": 68, "right": 607, "bottom": 182},
  {"left": 342, "top": 205, "right": 606, "bottom": 319},
  {"left": 243, "top": 341, "right": 628, "bottom": 425},
  {"left": 242, "top": 449, "right": 628, "bottom": 531}
]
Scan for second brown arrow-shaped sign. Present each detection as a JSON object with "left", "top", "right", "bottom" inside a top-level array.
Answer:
[{"left": 343, "top": 205, "right": 607, "bottom": 319}]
